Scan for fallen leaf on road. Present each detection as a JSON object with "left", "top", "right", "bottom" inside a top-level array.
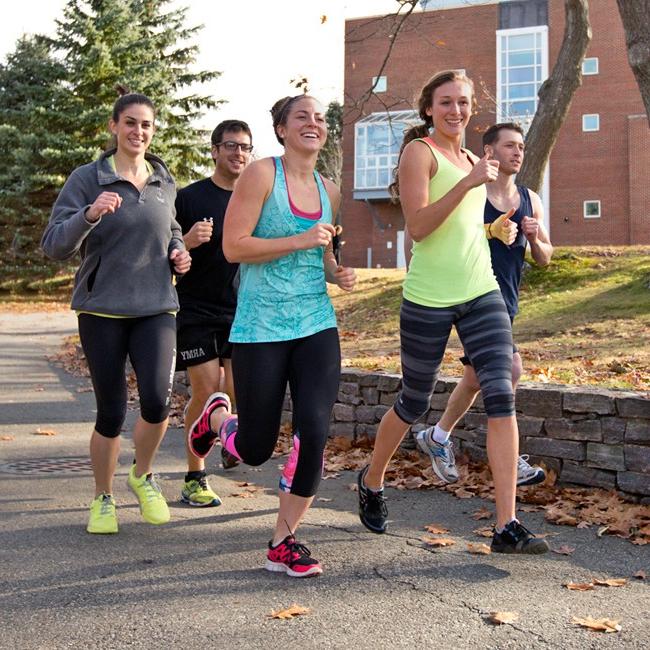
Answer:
[
  {"left": 76, "top": 386, "right": 93, "bottom": 393},
  {"left": 33, "top": 428, "right": 57, "bottom": 436},
  {"left": 317, "top": 497, "right": 332, "bottom": 502},
  {"left": 597, "top": 526, "right": 610, "bottom": 538},
  {"left": 565, "top": 582, "right": 594, "bottom": 591},
  {"left": 424, "top": 524, "right": 450, "bottom": 535},
  {"left": 236, "top": 482, "right": 256, "bottom": 487},
  {"left": 231, "top": 492, "right": 256, "bottom": 499},
  {"left": 1, "top": 435, "right": 15, "bottom": 441},
  {"left": 467, "top": 542, "right": 491, "bottom": 555},
  {"left": 268, "top": 604, "right": 310, "bottom": 620},
  {"left": 33, "top": 385, "right": 44, "bottom": 392},
  {"left": 471, "top": 508, "right": 493, "bottom": 520},
  {"left": 421, "top": 536, "right": 455, "bottom": 548},
  {"left": 473, "top": 526, "right": 494, "bottom": 538},
  {"left": 487, "top": 611, "right": 518, "bottom": 625},
  {"left": 322, "top": 473, "right": 341, "bottom": 480},
  {"left": 552, "top": 545, "right": 576, "bottom": 556},
  {"left": 348, "top": 483, "right": 358, "bottom": 492},
  {"left": 454, "top": 488, "right": 474, "bottom": 499},
  {"left": 633, "top": 570, "right": 646, "bottom": 580},
  {"left": 571, "top": 616, "right": 621, "bottom": 633},
  {"left": 577, "top": 521, "right": 590, "bottom": 529},
  {"left": 593, "top": 578, "right": 627, "bottom": 588}
]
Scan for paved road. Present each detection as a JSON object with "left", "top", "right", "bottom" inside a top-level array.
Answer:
[{"left": 0, "top": 311, "right": 648, "bottom": 649}]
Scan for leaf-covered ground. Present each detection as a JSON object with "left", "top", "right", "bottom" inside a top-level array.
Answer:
[{"left": 330, "top": 246, "right": 650, "bottom": 391}]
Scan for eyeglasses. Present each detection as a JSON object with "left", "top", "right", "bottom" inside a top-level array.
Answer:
[{"left": 215, "top": 141, "right": 254, "bottom": 153}]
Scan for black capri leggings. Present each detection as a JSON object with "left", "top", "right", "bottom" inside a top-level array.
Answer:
[
  {"left": 396, "top": 290, "right": 515, "bottom": 423},
  {"left": 232, "top": 327, "right": 341, "bottom": 498},
  {"left": 78, "top": 313, "right": 177, "bottom": 438}
]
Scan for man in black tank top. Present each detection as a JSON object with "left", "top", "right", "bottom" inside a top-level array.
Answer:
[
  {"left": 175, "top": 120, "right": 253, "bottom": 507},
  {"left": 418, "top": 123, "right": 553, "bottom": 487}
]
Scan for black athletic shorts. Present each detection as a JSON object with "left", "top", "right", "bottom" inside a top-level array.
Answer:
[{"left": 176, "top": 323, "right": 233, "bottom": 370}]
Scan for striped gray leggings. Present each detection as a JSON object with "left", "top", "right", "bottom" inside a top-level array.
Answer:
[{"left": 395, "top": 290, "right": 515, "bottom": 423}]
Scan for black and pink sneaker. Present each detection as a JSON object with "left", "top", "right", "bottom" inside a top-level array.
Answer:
[
  {"left": 265, "top": 535, "right": 323, "bottom": 578},
  {"left": 188, "top": 392, "right": 231, "bottom": 459}
]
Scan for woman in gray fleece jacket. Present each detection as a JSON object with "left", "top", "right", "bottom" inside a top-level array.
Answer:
[{"left": 42, "top": 90, "right": 191, "bottom": 535}]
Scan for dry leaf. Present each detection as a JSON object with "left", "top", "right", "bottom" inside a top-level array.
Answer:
[
  {"left": 597, "top": 525, "right": 610, "bottom": 538},
  {"left": 317, "top": 497, "right": 332, "bottom": 502},
  {"left": 471, "top": 508, "right": 493, "bottom": 520},
  {"left": 424, "top": 524, "right": 450, "bottom": 535},
  {"left": 593, "top": 578, "right": 627, "bottom": 588},
  {"left": 454, "top": 488, "right": 474, "bottom": 499},
  {"left": 571, "top": 616, "right": 621, "bottom": 633},
  {"left": 488, "top": 611, "right": 518, "bottom": 625},
  {"left": 577, "top": 521, "right": 591, "bottom": 529},
  {"left": 565, "top": 582, "right": 595, "bottom": 591},
  {"left": 421, "top": 536, "right": 455, "bottom": 548},
  {"left": 33, "top": 428, "right": 57, "bottom": 436},
  {"left": 474, "top": 526, "right": 494, "bottom": 538},
  {"left": 633, "top": 570, "right": 646, "bottom": 580},
  {"left": 268, "top": 604, "right": 311, "bottom": 620},
  {"left": 467, "top": 542, "right": 491, "bottom": 555},
  {"left": 231, "top": 492, "right": 256, "bottom": 499},
  {"left": 348, "top": 483, "right": 358, "bottom": 492},
  {"left": 76, "top": 386, "right": 93, "bottom": 393},
  {"left": 1, "top": 435, "right": 15, "bottom": 441},
  {"left": 552, "top": 545, "right": 576, "bottom": 556},
  {"left": 33, "top": 385, "right": 44, "bottom": 392}
]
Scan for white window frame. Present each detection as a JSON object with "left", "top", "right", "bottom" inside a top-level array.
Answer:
[
  {"left": 582, "top": 57, "right": 599, "bottom": 75},
  {"left": 496, "top": 26, "right": 549, "bottom": 129},
  {"left": 354, "top": 110, "right": 419, "bottom": 191},
  {"left": 372, "top": 76, "right": 387, "bottom": 93},
  {"left": 582, "top": 114, "right": 600, "bottom": 132},
  {"left": 584, "top": 200, "right": 601, "bottom": 219}
]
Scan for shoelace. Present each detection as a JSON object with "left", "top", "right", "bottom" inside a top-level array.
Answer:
[
  {"left": 506, "top": 520, "right": 536, "bottom": 542},
  {"left": 197, "top": 476, "right": 209, "bottom": 490},
  {"left": 517, "top": 454, "right": 532, "bottom": 470},
  {"left": 143, "top": 474, "right": 163, "bottom": 502},
  {"left": 365, "top": 488, "right": 388, "bottom": 517},
  {"left": 287, "top": 540, "right": 312, "bottom": 560},
  {"left": 99, "top": 495, "right": 113, "bottom": 516}
]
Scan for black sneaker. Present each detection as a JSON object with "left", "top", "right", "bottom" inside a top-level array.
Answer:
[
  {"left": 491, "top": 520, "right": 550, "bottom": 554},
  {"left": 357, "top": 466, "right": 388, "bottom": 534},
  {"left": 221, "top": 446, "right": 240, "bottom": 470}
]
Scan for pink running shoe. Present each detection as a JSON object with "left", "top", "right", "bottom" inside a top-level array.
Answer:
[
  {"left": 188, "top": 392, "right": 231, "bottom": 459},
  {"left": 266, "top": 535, "right": 322, "bottom": 578}
]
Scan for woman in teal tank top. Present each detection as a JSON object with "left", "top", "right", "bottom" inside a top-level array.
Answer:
[
  {"left": 358, "top": 71, "right": 549, "bottom": 555},
  {"left": 188, "top": 95, "right": 357, "bottom": 577}
]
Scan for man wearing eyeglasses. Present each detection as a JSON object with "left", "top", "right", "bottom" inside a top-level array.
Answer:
[{"left": 175, "top": 119, "right": 253, "bottom": 507}]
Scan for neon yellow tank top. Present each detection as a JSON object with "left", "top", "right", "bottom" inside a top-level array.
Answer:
[{"left": 402, "top": 139, "right": 498, "bottom": 307}]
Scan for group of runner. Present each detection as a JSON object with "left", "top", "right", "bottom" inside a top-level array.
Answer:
[{"left": 42, "top": 68, "right": 554, "bottom": 577}]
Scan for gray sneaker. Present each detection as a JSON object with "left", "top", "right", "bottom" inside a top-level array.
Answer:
[
  {"left": 416, "top": 427, "right": 459, "bottom": 483},
  {"left": 516, "top": 455, "right": 546, "bottom": 486}
]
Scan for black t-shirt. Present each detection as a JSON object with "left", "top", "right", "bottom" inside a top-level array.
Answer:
[{"left": 175, "top": 178, "right": 238, "bottom": 328}]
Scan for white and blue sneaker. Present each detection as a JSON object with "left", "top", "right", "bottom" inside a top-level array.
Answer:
[
  {"left": 516, "top": 455, "right": 546, "bottom": 486},
  {"left": 416, "top": 428, "right": 459, "bottom": 483}
]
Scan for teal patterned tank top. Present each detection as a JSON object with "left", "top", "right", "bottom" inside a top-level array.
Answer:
[{"left": 229, "top": 157, "right": 337, "bottom": 343}]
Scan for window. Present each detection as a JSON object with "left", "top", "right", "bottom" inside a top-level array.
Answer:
[
  {"left": 584, "top": 200, "right": 601, "bottom": 219},
  {"left": 582, "top": 57, "right": 599, "bottom": 75},
  {"left": 496, "top": 26, "right": 549, "bottom": 130},
  {"left": 582, "top": 114, "right": 600, "bottom": 132},
  {"left": 372, "top": 76, "right": 387, "bottom": 93},
  {"left": 354, "top": 111, "right": 419, "bottom": 191}
]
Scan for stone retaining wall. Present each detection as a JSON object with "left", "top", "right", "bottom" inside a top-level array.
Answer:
[{"left": 281, "top": 369, "right": 650, "bottom": 498}]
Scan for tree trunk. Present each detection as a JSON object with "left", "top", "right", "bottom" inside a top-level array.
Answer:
[
  {"left": 518, "top": 0, "right": 591, "bottom": 192},
  {"left": 617, "top": 0, "right": 650, "bottom": 123}
]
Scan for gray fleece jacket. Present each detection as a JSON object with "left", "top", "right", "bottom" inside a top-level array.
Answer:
[{"left": 42, "top": 149, "right": 185, "bottom": 317}]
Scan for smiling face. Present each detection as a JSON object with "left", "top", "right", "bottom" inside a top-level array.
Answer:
[
  {"left": 425, "top": 80, "right": 473, "bottom": 138},
  {"left": 109, "top": 103, "right": 155, "bottom": 157},
  {"left": 212, "top": 129, "right": 252, "bottom": 179},
  {"left": 485, "top": 128, "right": 525, "bottom": 175},
  {"left": 275, "top": 96, "right": 327, "bottom": 152}
]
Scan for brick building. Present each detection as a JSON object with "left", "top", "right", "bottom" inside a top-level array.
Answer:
[{"left": 341, "top": 0, "right": 650, "bottom": 268}]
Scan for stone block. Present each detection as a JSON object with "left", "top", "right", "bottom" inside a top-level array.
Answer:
[
  {"left": 361, "top": 387, "right": 379, "bottom": 405},
  {"left": 625, "top": 419, "right": 650, "bottom": 445},
  {"left": 358, "top": 374, "right": 378, "bottom": 387},
  {"left": 524, "top": 438, "right": 585, "bottom": 461},
  {"left": 561, "top": 461, "right": 616, "bottom": 489},
  {"left": 377, "top": 374, "right": 401, "bottom": 392},
  {"left": 282, "top": 395, "right": 292, "bottom": 411},
  {"left": 356, "top": 405, "right": 377, "bottom": 424},
  {"left": 602, "top": 417, "right": 626, "bottom": 444},
  {"left": 281, "top": 410, "right": 293, "bottom": 426},
  {"left": 330, "top": 422, "right": 355, "bottom": 437},
  {"left": 380, "top": 391, "right": 399, "bottom": 406},
  {"left": 453, "top": 428, "right": 479, "bottom": 443},
  {"left": 460, "top": 443, "right": 488, "bottom": 463},
  {"left": 426, "top": 410, "right": 444, "bottom": 424},
  {"left": 434, "top": 378, "right": 457, "bottom": 393},
  {"left": 355, "top": 424, "right": 378, "bottom": 438},
  {"left": 516, "top": 385, "right": 563, "bottom": 417},
  {"left": 526, "top": 455, "right": 562, "bottom": 477},
  {"left": 340, "top": 369, "right": 366, "bottom": 384},
  {"left": 586, "top": 443, "right": 625, "bottom": 471},
  {"left": 463, "top": 412, "right": 487, "bottom": 431},
  {"left": 625, "top": 445, "right": 650, "bottom": 473},
  {"left": 429, "top": 392, "right": 451, "bottom": 410},
  {"left": 617, "top": 471, "right": 650, "bottom": 496},
  {"left": 338, "top": 381, "right": 359, "bottom": 396},
  {"left": 338, "top": 393, "right": 362, "bottom": 406},
  {"left": 616, "top": 395, "right": 650, "bottom": 419},
  {"left": 332, "top": 403, "right": 355, "bottom": 422},
  {"left": 544, "top": 418, "right": 601, "bottom": 441},
  {"left": 517, "top": 416, "right": 545, "bottom": 437},
  {"left": 375, "top": 405, "right": 390, "bottom": 420},
  {"left": 563, "top": 389, "right": 615, "bottom": 415}
]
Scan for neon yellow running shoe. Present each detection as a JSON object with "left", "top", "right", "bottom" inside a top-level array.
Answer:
[
  {"left": 127, "top": 464, "right": 170, "bottom": 525},
  {"left": 87, "top": 493, "right": 118, "bottom": 534},
  {"left": 180, "top": 475, "right": 222, "bottom": 507}
]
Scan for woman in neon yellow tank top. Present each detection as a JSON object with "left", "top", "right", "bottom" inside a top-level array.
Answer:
[{"left": 358, "top": 71, "right": 550, "bottom": 555}]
